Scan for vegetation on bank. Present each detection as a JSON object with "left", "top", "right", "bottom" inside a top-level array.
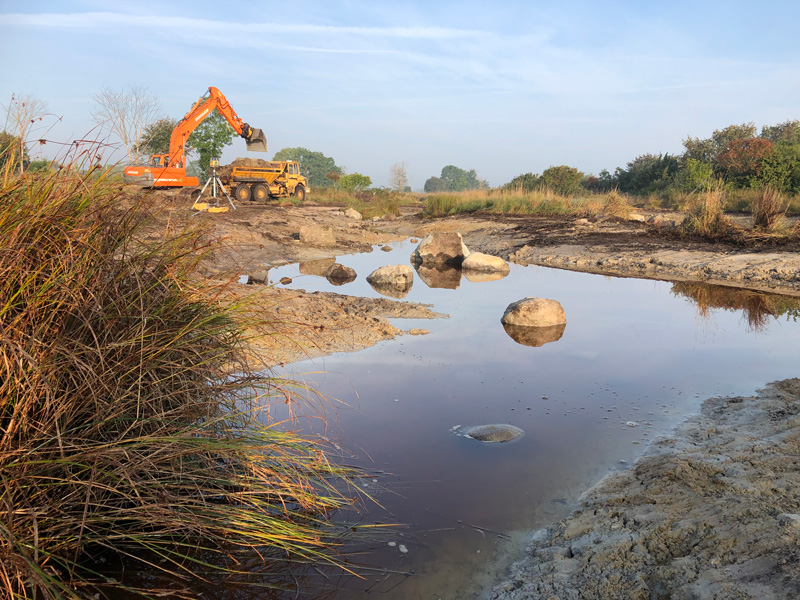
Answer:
[{"left": 0, "top": 166, "right": 363, "bottom": 598}]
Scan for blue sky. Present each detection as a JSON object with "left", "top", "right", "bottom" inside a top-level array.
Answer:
[{"left": 1, "top": 0, "right": 798, "bottom": 189}]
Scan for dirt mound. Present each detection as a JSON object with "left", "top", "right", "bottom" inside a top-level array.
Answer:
[{"left": 214, "top": 157, "right": 275, "bottom": 179}]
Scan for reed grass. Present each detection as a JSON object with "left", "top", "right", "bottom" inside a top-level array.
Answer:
[
  {"left": 680, "top": 183, "right": 732, "bottom": 237},
  {"left": 752, "top": 186, "right": 788, "bottom": 231},
  {"left": 422, "top": 186, "right": 607, "bottom": 217},
  {"left": 0, "top": 167, "right": 362, "bottom": 598}
]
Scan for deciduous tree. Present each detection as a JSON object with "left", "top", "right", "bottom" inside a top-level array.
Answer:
[
  {"left": 91, "top": 85, "right": 161, "bottom": 164},
  {"left": 390, "top": 161, "right": 408, "bottom": 192},
  {"left": 186, "top": 109, "right": 234, "bottom": 178},
  {"left": 339, "top": 172, "right": 372, "bottom": 193},
  {"left": 540, "top": 165, "right": 585, "bottom": 196},
  {"left": 136, "top": 118, "right": 177, "bottom": 157},
  {"left": 273, "top": 147, "right": 341, "bottom": 189}
]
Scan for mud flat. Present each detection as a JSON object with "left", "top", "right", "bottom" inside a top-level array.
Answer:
[
  {"left": 489, "top": 379, "right": 800, "bottom": 600},
  {"left": 240, "top": 286, "right": 445, "bottom": 367}
]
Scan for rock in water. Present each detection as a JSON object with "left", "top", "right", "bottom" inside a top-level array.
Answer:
[
  {"left": 501, "top": 297, "right": 566, "bottom": 327},
  {"left": 462, "top": 252, "right": 510, "bottom": 275},
  {"left": 455, "top": 424, "right": 524, "bottom": 443},
  {"left": 367, "top": 265, "right": 414, "bottom": 298},
  {"left": 410, "top": 232, "right": 470, "bottom": 266},
  {"left": 324, "top": 263, "right": 357, "bottom": 285}
]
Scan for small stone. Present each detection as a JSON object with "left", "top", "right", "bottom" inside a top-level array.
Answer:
[
  {"left": 398, "top": 544, "right": 408, "bottom": 553},
  {"left": 279, "top": 276, "right": 292, "bottom": 285}
]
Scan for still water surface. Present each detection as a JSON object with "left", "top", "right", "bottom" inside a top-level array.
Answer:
[{"left": 256, "top": 240, "right": 800, "bottom": 598}]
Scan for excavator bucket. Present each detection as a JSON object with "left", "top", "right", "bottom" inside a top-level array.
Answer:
[{"left": 246, "top": 128, "right": 268, "bottom": 152}]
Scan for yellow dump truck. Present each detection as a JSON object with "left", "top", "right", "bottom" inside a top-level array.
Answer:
[{"left": 218, "top": 161, "right": 309, "bottom": 202}]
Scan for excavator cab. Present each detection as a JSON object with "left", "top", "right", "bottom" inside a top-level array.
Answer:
[{"left": 242, "top": 124, "right": 268, "bottom": 153}]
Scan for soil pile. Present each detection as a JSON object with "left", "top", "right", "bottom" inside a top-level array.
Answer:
[{"left": 214, "top": 157, "right": 277, "bottom": 179}]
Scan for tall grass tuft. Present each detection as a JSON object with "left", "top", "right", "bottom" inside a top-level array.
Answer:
[
  {"left": 602, "top": 190, "right": 632, "bottom": 219},
  {"left": 681, "top": 183, "right": 732, "bottom": 238},
  {"left": 752, "top": 186, "right": 788, "bottom": 231},
  {"left": 0, "top": 167, "right": 361, "bottom": 598}
]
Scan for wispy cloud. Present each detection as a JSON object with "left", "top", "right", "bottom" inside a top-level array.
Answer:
[{"left": 0, "top": 11, "right": 490, "bottom": 40}]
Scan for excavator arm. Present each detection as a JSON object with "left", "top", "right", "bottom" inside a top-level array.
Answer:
[
  {"left": 123, "top": 86, "right": 266, "bottom": 187},
  {"left": 166, "top": 86, "right": 267, "bottom": 169}
]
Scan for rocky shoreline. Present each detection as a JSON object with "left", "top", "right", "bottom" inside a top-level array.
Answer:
[{"left": 489, "top": 379, "right": 800, "bottom": 600}]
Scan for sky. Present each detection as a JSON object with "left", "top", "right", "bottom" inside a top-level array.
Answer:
[{"left": 1, "top": 0, "right": 799, "bottom": 189}]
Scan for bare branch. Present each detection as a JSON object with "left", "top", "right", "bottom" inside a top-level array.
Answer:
[{"left": 91, "top": 85, "right": 161, "bottom": 164}]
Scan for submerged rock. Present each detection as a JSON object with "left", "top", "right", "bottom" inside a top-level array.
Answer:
[
  {"left": 503, "top": 322, "right": 566, "bottom": 347},
  {"left": 367, "top": 265, "right": 414, "bottom": 298},
  {"left": 410, "top": 232, "right": 470, "bottom": 266},
  {"left": 454, "top": 424, "right": 524, "bottom": 443},
  {"left": 502, "top": 297, "right": 566, "bottom": 328},
  {"left": 464, "top": 270, "right": 507, "bottom": 283},
  {"left": 279, "top": 276, "right": 292, "bottom": 285},
  {"left": 324, "top": 263, "right": 357, "bottom": 285}
]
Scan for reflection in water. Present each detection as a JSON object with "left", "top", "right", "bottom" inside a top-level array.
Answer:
[
  {"left": 369, "top": 280, "right": 412, "bottom": 298},
  {"left": 671, "top": 282, "right": 800, "bottom": 332},
  {"left": 415, "top": 263, "right": 462, "bottom": 289},
  {"left": 502, "top": 322, "right": 566, "bottom": 347},
  {"left": 299, "top": 257, "right": 336, "bottom": 276},
  {"left": 463, "top": 269, "right": 508, "bottom": 283}
]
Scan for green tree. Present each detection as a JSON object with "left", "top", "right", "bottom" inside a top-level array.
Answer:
[
  {"left": 674, "top": 158, "right": 714, "bottom": 193},
  {"left": 338, "top": 172, "right": 372, "bottom": 193},
  {"left": 540, "top": 165, "right": 585, "bottom": 196},
  {"left": 424, "top": 176, "right": 448, "bottom": 192},
  {"left": 614, "top": 154, "right": 678, "bottom": 195},
  {"left": 761, "top": 143, "right": 800, "bottom": 193},
  {"left": 136, "top": 117, "right": 177, "bottom": 157},
  {"left": 272, "top": 147, "right": 341, "bottom": 189},
  {"left": 187, "top": 109, "right": 234, "bottom": 178},
  {"left": 682, "top": 122, "right": 757, "bottom": 166},
  {"left": 761, "top": 120, "right": 800, "bottom": 144},
  {"left": 503, "top": 172, "right": 540, "bottom": 192},
  {"left": 440, "top": 165, "right": 484, "bottom": 191}
]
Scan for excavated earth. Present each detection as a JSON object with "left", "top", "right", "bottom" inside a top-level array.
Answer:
[{"left": 125, "top": 185, "right": 800, "bottom": 598}]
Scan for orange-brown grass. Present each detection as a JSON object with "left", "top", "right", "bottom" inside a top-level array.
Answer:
[{"left": 0, "top": 167, "right": 364, "bottom": 599}]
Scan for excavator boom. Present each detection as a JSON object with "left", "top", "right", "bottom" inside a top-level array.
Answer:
[{"left": 123, "top": 86, "right": 267, "bottom": 187}]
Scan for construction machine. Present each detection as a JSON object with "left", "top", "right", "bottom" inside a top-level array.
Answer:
[
  {"left": 218, "top": 161, "right": 310, "bottom": 202},
  {"left": 123, "top": 87, "right": 267, "bottom": 187}
]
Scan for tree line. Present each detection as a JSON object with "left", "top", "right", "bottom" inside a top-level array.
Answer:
[{"left": 504, "top": 120, "right": 800, "bottom": 198}]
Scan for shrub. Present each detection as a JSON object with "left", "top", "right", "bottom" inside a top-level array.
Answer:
[{"left": 681, "top": 183, "right": 732, "bottom": 237}]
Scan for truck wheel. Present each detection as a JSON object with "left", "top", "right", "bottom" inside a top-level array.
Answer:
[
  {"left": 252, "top": 183, "right": 269, "bottom": 202},
  {"left": 234, "top": 184, "right": 251, "bottom": 202},
  {"left": 294, "top": 185, "right": 306, "bottom": 201}
]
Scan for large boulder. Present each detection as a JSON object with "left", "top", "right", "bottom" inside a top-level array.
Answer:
[
  {"left": 367, "top": 265, "right": 414, "bottom": 298},
  {"left": 299, "top": 225, "right": 336, "bottom": 247},
  {"left": 501, "top": 297, "right": 566, "bottom": 328},
  {"left": 415, "top": 263, "right": 462, "bottom": 289},
  {"left": 453, "top": 424, "right": 524, "bottom": 443},
  {"left": 410, "top": 232, "right": 470, "bottom": 266},
  {"left": 464, "top": 270, "right": 507, "bottom": 283},
  {"left": 343, "top": 207, "right": 362, "bottom": 220},
  {"left": 324, "top": 263, "right": 357, "bottom": 285}
]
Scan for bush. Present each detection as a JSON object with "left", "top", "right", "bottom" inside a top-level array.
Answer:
[{"left": 681, "top": 184, "right": 732, "bottom": 237}]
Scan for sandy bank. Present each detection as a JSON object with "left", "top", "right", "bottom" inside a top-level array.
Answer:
[{"left": 489, "top": 379, "right": 800, "bottom": 599}]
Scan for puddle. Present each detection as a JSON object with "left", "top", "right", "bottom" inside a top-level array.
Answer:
[{"left": 243, "top": 241, "right": 800, "bottom": 598}]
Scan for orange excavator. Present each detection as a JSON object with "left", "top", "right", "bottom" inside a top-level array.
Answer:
[{"left": 123, "top": 87, "right": 267, "bottom": 187}]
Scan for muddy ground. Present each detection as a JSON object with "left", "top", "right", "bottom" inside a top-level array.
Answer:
[{"left": 128, "top": 186, "right": 800, "bottom": 598}]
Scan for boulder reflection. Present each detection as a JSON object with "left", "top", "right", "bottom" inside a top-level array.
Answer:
[{"left": 502, "top": 322, "right": 566, "bottom": 347}]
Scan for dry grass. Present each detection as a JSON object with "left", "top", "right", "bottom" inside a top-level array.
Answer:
[
  {"left": 752, "top": 186, "right": 788, "bottom": 231},
  {"left": 422, "top": 187, "right": 618, "bottom": 218},
  {"left": 681, "top": 184, "right": 733, "bottom": 237},
  {"left": 602, "top": 190, "right": 633, "bottom": 219},
  {"left": 0, "top": 167, "right": 363, "bottom": 598}
]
